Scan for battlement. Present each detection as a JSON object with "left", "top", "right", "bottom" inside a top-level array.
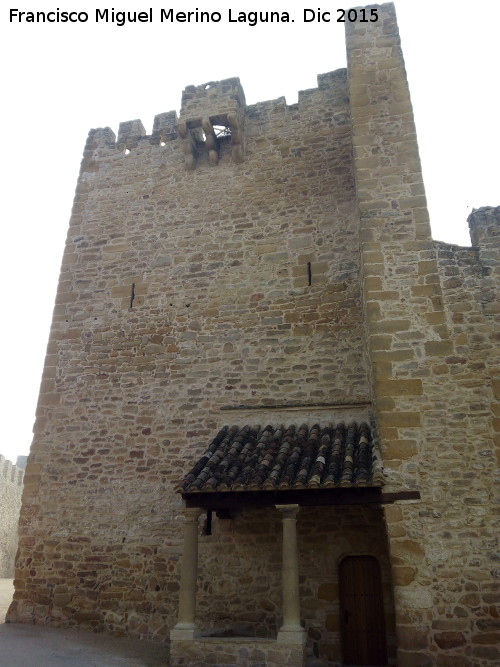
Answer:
[
  {"left": 467, "top": 205, "right": 500, "bottom": 247},
  {"left": 82, "top": 69, "right": 349, "bottom": 169},
  {"left": 0, "top": 454, "right": 24, "bottom": 487}
]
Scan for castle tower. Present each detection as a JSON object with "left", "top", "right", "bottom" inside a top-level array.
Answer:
[{"left": 9, "top": 5, "right": 499, "bottom": 666}]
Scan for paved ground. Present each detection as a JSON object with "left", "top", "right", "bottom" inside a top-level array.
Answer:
[{"left": 0, "top": 579, "right": 169, "bottom": 666}]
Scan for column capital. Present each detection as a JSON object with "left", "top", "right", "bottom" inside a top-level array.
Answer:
[
  {"left": 276, "top": 503, "right": 300, "bottom": 519},
  {"left": 180, "top": 507, "right": 204, "bottom": 523}
]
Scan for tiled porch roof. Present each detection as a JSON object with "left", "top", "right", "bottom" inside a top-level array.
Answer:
[{"left": 180, "top": 422, "right": 384, "bottom": 493}]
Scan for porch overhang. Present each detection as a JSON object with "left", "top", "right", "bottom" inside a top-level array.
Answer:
[
  {"left": 171, "top": 420, "right": 420, "bottom": 657},
  {"left": 177, "top": 422, "right": 421, "bottom": 510}
]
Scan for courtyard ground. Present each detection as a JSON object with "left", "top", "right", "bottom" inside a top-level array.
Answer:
[{"left": 0, "top": 579, "right": 169, "bottom": 666}]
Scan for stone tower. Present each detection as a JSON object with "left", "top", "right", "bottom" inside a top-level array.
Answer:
[{"left": 9, "top": 4, "right": 499, "bottom": 666}]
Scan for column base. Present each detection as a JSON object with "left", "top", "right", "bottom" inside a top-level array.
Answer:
[
  {"left": 277, "top": 626, "right": 307, "bottom": 644},
  {"left": 170, "top": 623, "right": 201, "bottom": 640}
]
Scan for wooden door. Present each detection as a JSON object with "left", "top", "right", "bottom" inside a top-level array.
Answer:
[{"left": 339, "top": 555, "right": 388, "bottom": 666}]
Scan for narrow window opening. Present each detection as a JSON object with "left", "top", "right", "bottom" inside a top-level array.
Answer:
[
  {"left": 124, "top": 148, "right": 131, "bottom": 156},
  {"left": 307, "top": 261, "right": 312, "bottom": 286},
  {"left": 129, "top": 283, "right": 136, "bottom": 308},
  {"left": 160, "top": 141, "right": 166, "bottom": 147}
]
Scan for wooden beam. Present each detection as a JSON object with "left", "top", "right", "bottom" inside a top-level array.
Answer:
[
  {"left": 185, "top": 487, "right": 377, "bottom": 509},
  {"left": 182, "top": 488, "right": 420, "bottom": 510}
]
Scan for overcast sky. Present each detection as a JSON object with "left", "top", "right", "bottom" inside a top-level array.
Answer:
[{"left": 0, "top": 0, "right": 498, "bottom": 464}]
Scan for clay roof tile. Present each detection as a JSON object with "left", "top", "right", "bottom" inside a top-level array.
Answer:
[{"left": 181, "top": 420, "right": 384, "bottom": 493}]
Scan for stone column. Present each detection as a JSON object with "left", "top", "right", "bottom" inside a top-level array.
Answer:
[
  {"left": 170, "top": 507, "right": 203, "bottom": 640},
  {"left": 276, "top": 504, "right": 306, "bottom": 645}
]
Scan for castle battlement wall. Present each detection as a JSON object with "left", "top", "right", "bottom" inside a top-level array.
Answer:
[
  {"left": 81, "top": 69, "right": 349, "bottom": 161},
  {"left": 0, "top": 455, "right": 24, "bottom": 487},
  {"left": 0, "top": 455, "right": 24, "bottom": 577}
]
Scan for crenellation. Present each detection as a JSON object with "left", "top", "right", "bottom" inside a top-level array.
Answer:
[
  {"left": 317, "top": 69, "right": 347, "bottom": 91},
  {"left": 116, "top": 119, "right": 147, "bottom": 150},
  {"left": 151, "top": 110, "right": 178, "bottom": 144},
  {"left": 468, "top": 205, "right": 500, "bottom": 249},
  {"left": 88, "top": 126, "right": 116, "bottom": 147},
  {"left": 83, "top": 70, "right": 354, "bottom": 172},
  {"left": 0, "top": 457, "right": 24, "bottom": 487}
]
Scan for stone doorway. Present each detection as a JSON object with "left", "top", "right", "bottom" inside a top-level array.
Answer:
[{"left": 339, "top": 555, "right": 388, "bottom": 665}]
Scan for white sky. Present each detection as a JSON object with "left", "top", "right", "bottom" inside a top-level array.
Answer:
[{"left": 0, "top": 0, "right": 498, "bottom": 464}]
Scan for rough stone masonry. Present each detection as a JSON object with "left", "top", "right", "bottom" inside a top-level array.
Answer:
[
  {"left": 0, "top": 456, "right": 24, "bottom": 578},
  {"left": 8, "top": 3, "right": 499, "bottom": 666}
]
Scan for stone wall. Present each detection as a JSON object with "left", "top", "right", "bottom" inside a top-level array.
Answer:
[{"left": 0, "top": 456, "right": 24, "bottom": 577}]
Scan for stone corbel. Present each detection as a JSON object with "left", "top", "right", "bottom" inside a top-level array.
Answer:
[
  {"left": 227, "top": 112, "right": 244, "bottom": 164},
  {"left": 201, "top": 118, "right": 219, "bottom": 166},
  {"left": 177, "top": 120, "right": 197, "bottom": 171}
]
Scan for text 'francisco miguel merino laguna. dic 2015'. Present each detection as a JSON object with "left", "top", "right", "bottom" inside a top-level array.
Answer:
[{"left": 9, "top": 7, "right": 380, "bottom": 26}]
